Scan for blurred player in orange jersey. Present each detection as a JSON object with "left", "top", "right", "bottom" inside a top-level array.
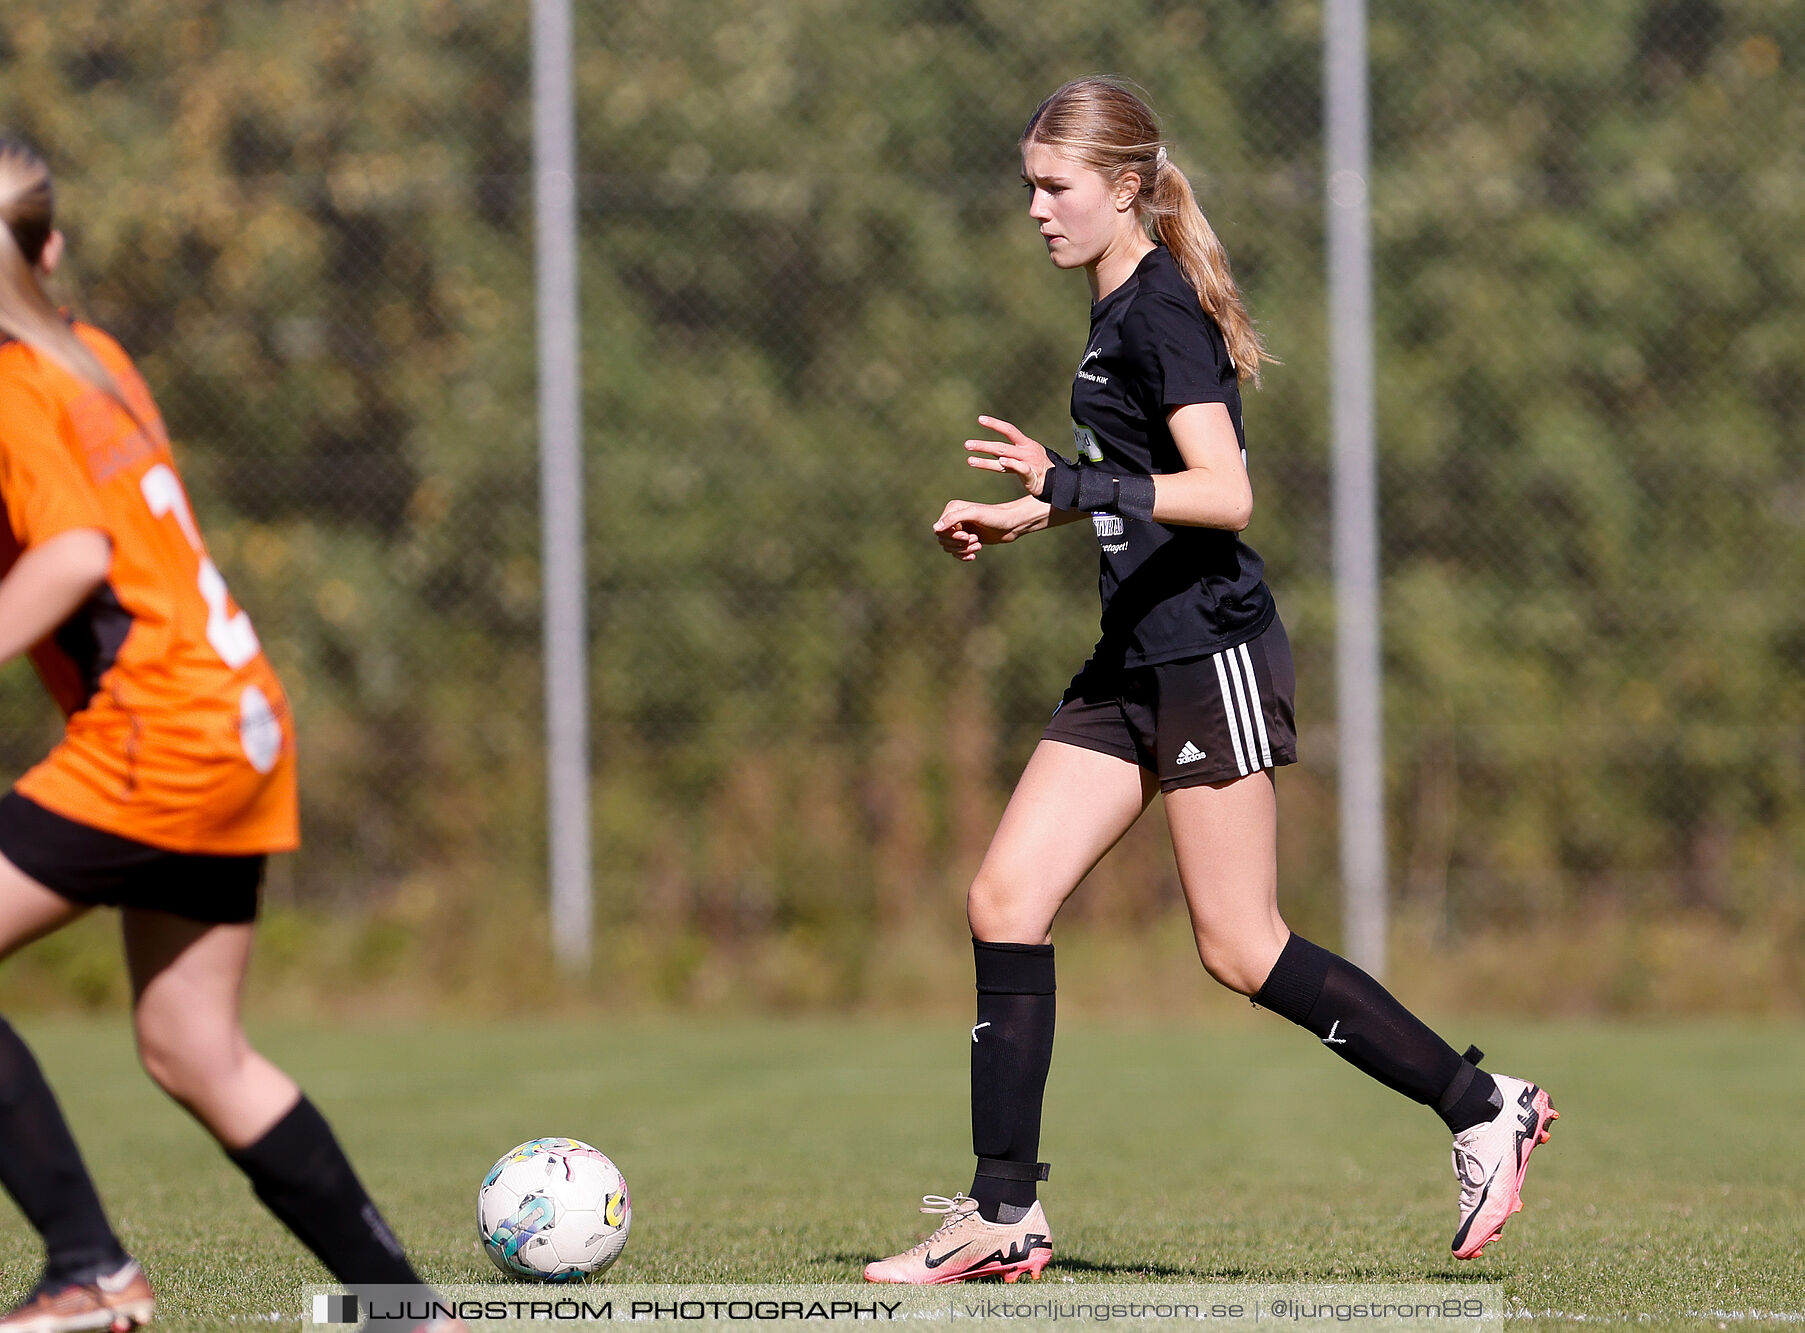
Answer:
[{"left": 0, "top": 137, "right": 460, "bottom": 1332}]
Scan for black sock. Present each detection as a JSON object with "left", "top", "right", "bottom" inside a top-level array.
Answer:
[
  {"left": 1253, "top": 934, "right": 1502, "bottom": 1133},
  {"left": 968, "top": 940, "right": 1055, "bottom": 1223},
  {"left": 0, "top": 1018, "right": 129, "bottom": 1283},
  {"left": 227, "top": 1096, "right": 421, "bottom": 1289}
]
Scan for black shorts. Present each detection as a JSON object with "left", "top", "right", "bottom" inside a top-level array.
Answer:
[
  {"left": 1042, "top": 616, "right": 1299, "bottom": 792},
  {"left": 0, "top": 792, "right": 264, "bottom": 924}
]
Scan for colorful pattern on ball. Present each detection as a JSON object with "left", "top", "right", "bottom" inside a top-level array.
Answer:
[{"left": 477, "top": 1138, "right": 632, "bottom": 1281}]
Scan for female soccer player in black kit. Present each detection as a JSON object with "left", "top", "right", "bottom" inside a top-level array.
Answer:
[{"left": 865, "top": 79, "right": 1556, "bottom": 1286}]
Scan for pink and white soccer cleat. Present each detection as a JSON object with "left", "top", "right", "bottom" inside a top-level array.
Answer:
[
  {"left": 0, "top": 1259, "right": 154, "bottom": 1333},
  {"left": 864, "top": 1194, "right": 1053, "bottom": 1285},
  {"left": 1450, "top": 1074, "right": 1558, "bottom": 1259}
]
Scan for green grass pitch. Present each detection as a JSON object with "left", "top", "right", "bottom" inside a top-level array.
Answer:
[{"left": 1, "top": 1018, "right": 1799, "bottom": 1330}]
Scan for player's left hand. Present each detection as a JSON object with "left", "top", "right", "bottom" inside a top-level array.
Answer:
[{"left": 965, "top": 416, "right": 1054, "bottom": 497}]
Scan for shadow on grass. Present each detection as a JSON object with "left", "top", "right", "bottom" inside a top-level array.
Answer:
[
  {"left": 1051, "top": 1257, "right": 1210, "bottom": 1280},
  {"left": 815, "top": 1254, "right": 1201, "bottom": 1281},
  {"left": 815, "top": 1252, "right": 1505, "bottom": 1284},
  {"left": 1031, "top": 1258, "right": 1506, "bottom": 1284}
]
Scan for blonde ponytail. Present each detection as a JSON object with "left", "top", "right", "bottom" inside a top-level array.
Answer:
[
  {"left": 1147, "top": 159, "right": 1272, "bottom": 387},
  {"left": 1022, "top": 78, "right": 1277, "bottom": 387},
  {"left": 0, "top": 137, "right": 142, "bottom": 425}
]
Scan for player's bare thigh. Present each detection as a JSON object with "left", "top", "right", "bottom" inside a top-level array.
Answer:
[
  {"left": 1164, "top": 771, "right": 1288, "bottom": 995},
  {"left": 0, "top": 848, "right": 88, "bottom": 963},
  {"left": 123, "top": 909, "right": 298, "bottom": 1148},
  {"left": 967, "top": 739, "right": 1157, "bottom": 944}
]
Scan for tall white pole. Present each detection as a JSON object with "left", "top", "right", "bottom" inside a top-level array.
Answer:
[
  {"left": 1325, "top": 0, "right": 1387, "bottom": 978},
  {"left": 532, "top": 0, "right": 592, "bottom": 974}
]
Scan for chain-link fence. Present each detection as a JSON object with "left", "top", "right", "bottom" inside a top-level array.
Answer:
[{"left": 2, "top": 1, "right": 1801, "bottom": 1008}]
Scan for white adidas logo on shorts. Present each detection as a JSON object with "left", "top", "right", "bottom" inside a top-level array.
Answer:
[{"left": 1176, "top": 740, "right": 1206, "bottom": 765}]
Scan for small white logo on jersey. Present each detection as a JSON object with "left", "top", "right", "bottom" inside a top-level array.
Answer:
[
  {"left": 1322, "top": 1021, "right": 1348, "bottom": 1046},
  {"left": 1175, "top": 740, "right": 1206, "bottom": 765},
  {"left": 1092, "top": 514, "right": 1125, "bottom": 538},
  {"left": 1081, "top": 347, "right": 1103, "bottom": 368},
  {"left": 972, "top": 1022, "right": 992, "bottom": 1043},
  {"left": 240, "top": 685, "right": 282, "bottom": 775}
]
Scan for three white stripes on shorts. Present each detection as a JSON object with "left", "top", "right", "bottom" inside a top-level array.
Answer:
[{"left": 1211, "top": 643, "right": 1273, "bottom": 777}]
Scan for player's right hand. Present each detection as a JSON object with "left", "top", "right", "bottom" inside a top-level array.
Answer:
[{"left": 933, "top": 501, "right": 1018, "bottom": 561}]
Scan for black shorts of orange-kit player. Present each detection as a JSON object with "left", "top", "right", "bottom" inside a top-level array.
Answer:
[
  {"left": 1042, "top": 615, "right": 1297, "bottom": 790},
  {"left": 0, "top": 791, "right": 263, "bottom": 924}
]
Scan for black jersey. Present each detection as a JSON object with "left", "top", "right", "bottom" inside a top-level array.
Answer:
[{"left": 1070, "top": 244, "right": 1275, "bottom": 668}]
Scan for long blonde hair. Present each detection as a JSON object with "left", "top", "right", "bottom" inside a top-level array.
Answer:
[
  {"left": 1023, "top": 79, "right": 1275, "bottom": 387},
  {"left": 0, "top": 136, "right": 140, "bottom": 420}
]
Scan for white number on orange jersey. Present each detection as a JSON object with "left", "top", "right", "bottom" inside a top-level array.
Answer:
[{"left": 139, "top": 463, "right": 262, "bottom": 669}]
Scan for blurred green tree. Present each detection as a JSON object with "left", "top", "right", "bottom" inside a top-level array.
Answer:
[{"left": 0, "top": 0, "right": 1798, "bottom": 1007}]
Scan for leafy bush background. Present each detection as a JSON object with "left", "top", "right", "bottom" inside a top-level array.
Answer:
[{"left": 1, "top": 0, "right": 1801, "bottom": 1012}]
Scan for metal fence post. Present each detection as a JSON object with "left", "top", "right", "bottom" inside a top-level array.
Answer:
[
  {"left": 1325, "top": 0, "right": 1388, "bottom": 978},
  {"left": 532, "top": 0, "right": 593, "bottom": 974}
]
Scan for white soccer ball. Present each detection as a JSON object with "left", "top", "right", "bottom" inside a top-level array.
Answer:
[{"left": 477, "top": 1137, "right": 631, "bottom": 1282}]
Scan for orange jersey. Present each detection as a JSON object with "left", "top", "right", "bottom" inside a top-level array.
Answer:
[{"left": 0, "top": 324, "right": 297, "bottom": 854}]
